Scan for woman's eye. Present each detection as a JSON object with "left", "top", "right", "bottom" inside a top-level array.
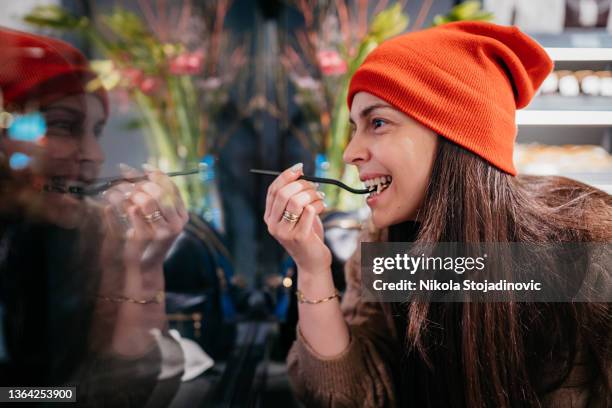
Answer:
[
  {"left": 372, "top": 118, "right": 386, "bottom": 129},
  {"left": 47, "top": 120, "right": 75, "bottom": 133}
]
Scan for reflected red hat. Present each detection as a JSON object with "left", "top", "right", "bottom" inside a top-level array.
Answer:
[{"left": 0, "top": 27, "right": 108, "bottom": 114}]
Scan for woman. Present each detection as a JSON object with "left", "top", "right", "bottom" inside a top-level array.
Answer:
[
  {"left": 0, "top": 28, "right": 188, "bottom": 405},
  {"left": 265, "top": 22, "right": 611, "bottom": 407}
]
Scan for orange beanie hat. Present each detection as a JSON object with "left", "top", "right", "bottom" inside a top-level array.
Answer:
[{"left": 347, "top": 21, "right": 553, "bottom": 175}]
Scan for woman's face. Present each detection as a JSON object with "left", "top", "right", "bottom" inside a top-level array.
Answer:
[
  {"left": 344, "top": 92, "right": 438, "bottom": 229},
  {"left": 42, "top": 93, "right": 106, "bottom": 181},
  {"left": 39, "top": 93, "right": 106, "bottom": 227}
]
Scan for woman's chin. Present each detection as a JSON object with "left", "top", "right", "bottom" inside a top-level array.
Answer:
[
  {"left": 371, "top": 211, "right": 392, "bottom": 230},
  {"left": 371, "top": 208, "right": 419, "bottom": 230},
  {"left": 43, "top": 193, "right": 86, "bottom": 229}
]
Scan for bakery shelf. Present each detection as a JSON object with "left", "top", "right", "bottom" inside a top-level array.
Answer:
[
  {"left": 544, "top": 47, "right": 612, "bottom": 61},
  {"left": 529, "top": 30, "right": 612, "bottom": 62},
  {"left": 526, "top": 95, "right": 612, "bottom": 111},
  {"left": 516, "top": 110, "right": 612, "bottom": 126}
]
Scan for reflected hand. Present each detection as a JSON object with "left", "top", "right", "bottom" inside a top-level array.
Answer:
[{"left": 99, "top": 164, "right": 188, "bottom": 289}]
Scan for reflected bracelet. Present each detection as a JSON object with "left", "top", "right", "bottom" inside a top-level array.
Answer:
[
  {"left": 97, "top": 291, "right": 165, "bottom": 305},
  {"left": 296, "top": 289, "right": 340, "bottom": 305}
]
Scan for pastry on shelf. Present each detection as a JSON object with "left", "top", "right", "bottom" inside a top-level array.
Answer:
[
  {"left": 540, "top": 72, "right": 559, "bottom": 94},
  {"left": 598, "top": 71, "right": 612, "bottom": 97},
  {"left": 581, "top": 72, "right": 601, "bottom": 96},
  {"left": 557, "top": 71, "right": 580, "bottom": 97},
  {"left": 536, "top": 70, "right": 612, "bottom": 97},
  {"left": 514, "top": 143, "right": 612, "bottom": 174}
]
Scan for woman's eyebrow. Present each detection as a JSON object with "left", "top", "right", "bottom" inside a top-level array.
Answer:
[
  {"left": 349, "top": 103, "right": 395, "bottom": 124},
  {"left": 41, "top": 106, "right": 85, "bottom": 119}
]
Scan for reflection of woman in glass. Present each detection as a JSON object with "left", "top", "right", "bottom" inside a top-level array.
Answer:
[
  {"left": 0, "top": 28, "right": 187, "bottom": 405},
  {"left": 265, "top": 22, "right": 611, "bottom": 407}
]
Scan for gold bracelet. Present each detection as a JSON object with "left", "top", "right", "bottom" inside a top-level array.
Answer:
[
  {"left": 97, "top": 291, "right": 165, "bottom": 305},
  {"left": 296, "top": 289, "right": 340, "bottom": 305}
]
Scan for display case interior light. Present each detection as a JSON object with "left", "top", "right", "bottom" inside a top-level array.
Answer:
[
  {"left": 517, "top": 110, "right": 612, "bottom": 126},
  {"left": 545, "top": 47, "right": 612, "bottom": 61}
]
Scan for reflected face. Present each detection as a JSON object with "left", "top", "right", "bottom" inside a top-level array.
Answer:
[
  {"left": 343, "top": 92, "right": 438, "bottom": 229},
  {"left": 42, "top": 93, "right": 106, "bottom": 182},
  {"left": 39, "top": 93, "right": 106, "bottom": 227}
]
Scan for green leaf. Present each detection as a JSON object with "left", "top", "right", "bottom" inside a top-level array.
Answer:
[
  {"left": 433, "top": 15, "right": 448, "bottom": 26},
  {"left": 348, "top": 37, "right": 377, "bottom": 74},
  {"left": 24, "top": 5, "right": 88, "bottom": 30},
  {"left": 122, "top": 118, "right": 146, "bottom": 131},
  {"left": 100, "top": 8, "right": 149, "bottom": 41},
  {"left": 432, "top": 1, "right": 494, "bottom": 26},
  {"left": 88, "top": 60, "right": 122, "bottom": 91},
  {"left": 368, "top": 3, "right": 409, "bottom": 43},
  {"left": 453, "top": 1, "right": 482, "bottom": 19},
  {"left": 90, "top": 59, "right": 114, "bottom": 75}
]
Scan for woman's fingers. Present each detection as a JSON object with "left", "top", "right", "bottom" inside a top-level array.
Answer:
[
  {"left": 101, "top": 183, "right": 135, "bottom": 235},
  {"left": 129, "top": 187, "right": 182, "bottom": 242},
  {"left": 126, "top": 164, "right": 190, "bottom": 242},
  {"left": 269, "top": 180, "right": 316, "bottom": 225},
  {"left": 264, "top": 163, "right": 303, "bottom": 222},
  {"left": 292, "top": 204, "right": 317, "bottom": 241},
  {"left": 284, "top": 189, "right": 325, "bottom": 217},
  {"left": 100, "top": 164, "right": 187, "bottom": 245},
  {"left": 313, "top": 215, "right": 325, "bottom": 241},
  {"left": 125, "top": 203, "right": 153, "bottom": 242},
  {"left": 307, "top": 198, "right": 325, "bottom": 215},
  {"left": 102, "top": 204, "right": 127, "bottom": 240},
  {"left": 144, "top": 165, "right": 188, "bottom": 225},
  {"left": 138, "top": 181, "right": 170, "bottom": 215},
  {"left": 119, "top": 163, "right": 141, "bottom": 179},
  {"left": 273, "top": 197, "right": 325, "bottom": 241},
  {"left": 291, "top": 198, "right": 325, "bottom": 236}
]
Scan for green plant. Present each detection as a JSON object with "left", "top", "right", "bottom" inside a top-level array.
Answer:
[
  {"left": 24, "top": 1, "right": 247, "bottom": 211},
  {"left": 433, "top": 1, "right": 494, "bottom": 26}
]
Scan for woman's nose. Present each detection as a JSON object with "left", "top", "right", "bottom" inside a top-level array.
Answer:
[
  {"left": 79, "top": 133, "right": 105, "bottom": 164},
  {"left": 343, "top": 133, "right": 370, "bottom": 165}
]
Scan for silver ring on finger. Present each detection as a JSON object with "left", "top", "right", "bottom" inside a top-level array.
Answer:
[
  {"left": 282, "top": 210, "right": 300, "bottom": 224},
  {"left": 143, "top": 210, "right": 163, "bottom": 223}
]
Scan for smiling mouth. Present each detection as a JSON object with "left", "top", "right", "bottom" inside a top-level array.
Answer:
[
  {"left": 43, "top": 176, "right": 88, "bottom": 196},
  {"left": 364, "top": 176, "right": 392, "bottom": 198}
]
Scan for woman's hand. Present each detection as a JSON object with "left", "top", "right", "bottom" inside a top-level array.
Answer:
[
  {"left": 264, "top": 163, "right": 331, "bottom": 273},
  {"left": 93, "top": 165, "right": 188, "bottom": 356},
  {"left": 265, "top": 164, "right": 350, "bottom": 359},
  {"left": 99, "top": 164, "right": 188, "bottom": 290}
]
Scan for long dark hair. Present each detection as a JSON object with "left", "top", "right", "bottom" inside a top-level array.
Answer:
[{"left": 395, "top": 137, "right": 611, "bottom": 407}]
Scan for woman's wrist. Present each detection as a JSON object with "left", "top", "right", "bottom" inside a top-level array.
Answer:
[
  {"left": 297, "top": 265, "right": 337, "bottom": 299},
  {"left": 122, "top": 265, "right": 164, "bottom": 290}
]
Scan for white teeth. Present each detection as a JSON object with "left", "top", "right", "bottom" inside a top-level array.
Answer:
[{"left": 363, "top": 176, "right": 393, "bottom": 194}]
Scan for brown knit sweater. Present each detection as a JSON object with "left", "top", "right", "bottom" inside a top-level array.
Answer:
[{"left": 286, "top": 225, "right": 609, "bottom": 407}]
